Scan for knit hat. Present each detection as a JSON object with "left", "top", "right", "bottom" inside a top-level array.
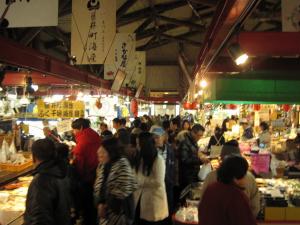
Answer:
[
  {"left": 150, "top": 126, "right": 165, "bottom": 136},
  {"left": 220, "top": 142, "right": 241, "bottom": 160}
]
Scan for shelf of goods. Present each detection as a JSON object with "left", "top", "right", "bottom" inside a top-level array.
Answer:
[{"left": 173, "top": 179, "right": 300, "bottom": 225}]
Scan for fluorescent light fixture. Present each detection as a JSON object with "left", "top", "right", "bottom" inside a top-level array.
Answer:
[{"left": 164, "top": 101, "right": 168, "bottom": 103}]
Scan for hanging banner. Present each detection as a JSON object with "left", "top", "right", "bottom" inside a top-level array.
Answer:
[
  {"left": 0, "top": 0, "right": 58, "bottom": 28},
  {"left": 104, "top": 33, "right": 136, "bottom": 80},
  {"left": 282, "top": 0, "right": 300, "bottom": 31},
  {"left": 71, "top": 0, "right": 116, "bottom": 64},
  {"left": 36, "top": 100, "right": 85, "bottom": 119},
  {"left": 57, "top": 120, "right": 72, "bottom": 133},
  {"left": 123, "top": 51, "right": 146, "bottom": 88}
]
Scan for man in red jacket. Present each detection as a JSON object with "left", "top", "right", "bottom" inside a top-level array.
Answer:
[{"left": 72, "top": 118, "right": 101, "bottom": 225}]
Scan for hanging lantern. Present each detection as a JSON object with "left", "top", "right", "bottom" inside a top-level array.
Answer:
[
  {"left": 191, "top": 102, "right": 198, "bottom": 110},
  {"left": 130, "top": 98, "right": 138, "bottom": 117},
  {"left": 228, "top": 104, "right": 237, "bottom": 110},
  {"left": 95, "top": 98, "right": 102, "bottom": 109},
  {"left": 183, "top": 102, "right": 191, "bottom": 110},
  {"left": 283, "top": 104, "right": 291, "bottom": 112},
  {"left": 253, "top": 104, "right": 261, "bottom": 111}
]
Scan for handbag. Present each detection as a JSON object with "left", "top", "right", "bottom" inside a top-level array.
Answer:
[{"left": 198, "top": 163, "right": 212, "bottom": 180}]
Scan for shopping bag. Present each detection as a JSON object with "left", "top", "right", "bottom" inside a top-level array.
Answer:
[{"left": 198, "top": 163, "right": 212, "bottom": 180}]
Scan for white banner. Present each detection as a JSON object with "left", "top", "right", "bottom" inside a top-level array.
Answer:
[
  {"left": 0, "top": 0, "right": 58, "bottom": 28},
  {"left": 104, "top": 33, "right": 136, "bottom": 80},
  {"left": 71, "top": 0, "right": 116, "bottom": 64},
  {"left": 123, "top": 51, "right": 146, "bottom": 88},
  {"left": 282, "top": 0, "right": 300, "bottom": 31}
]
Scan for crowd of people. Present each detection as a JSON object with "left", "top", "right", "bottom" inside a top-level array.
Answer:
[{"left": 23, "top": 115, "right": 260, "bottom": 225}]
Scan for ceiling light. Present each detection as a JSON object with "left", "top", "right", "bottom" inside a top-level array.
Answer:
[
  {"left": 227, "top": 43, "right": 249, "bottom": 66},
  {"left": 200, "top": 79, "right": 208, "bottom": 88},
  {"left": 31, "top": 84, "right": 39, "bottom": 92},
  {"left": 164, "top": 92, "right": 169, "bottom": 95}
]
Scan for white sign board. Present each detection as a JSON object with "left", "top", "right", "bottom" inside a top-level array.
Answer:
[
  {"left": 104, "top": 33, "right": 136, "bottom": 80},
  {"left": 282, "top": 0, "right": 300, "bottom": 31},
  {"left": 57, "top": 120, "right": 72, "bottom": 134},
  {"left": 0, "top": 0, "right": 58, "bottom": 28},
  {"left": 71, "top": 0, "right": 116, "bottom": 64}
]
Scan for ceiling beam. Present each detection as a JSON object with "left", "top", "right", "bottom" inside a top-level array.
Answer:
[
  {"left": 161, "top": 33, "right": 202, "bottom": 46},
  {"left": 194, "top": 0, "right": 261, "bottom": 78},
  {"left": 117, "top": 0, "right": 138, "bottom": 20},
  {"left": 157, "top": 15, "right": 205, "bottom": 30},
  {"left": 137, "top": 30, "right": 202, "bottom": 50},
  {"left": 44, "top": 40, "right": 62, "bottom": 49},
  {"left": 18, "top": 28, "right": 43, "bottom": 46},
  {"left": 188, "top": 0, "right": 218, "bottom": 7},
  {"left": 117, "top": 0, "right": 187, "bottom": 27},
  {"left": 136, "top": 24, "right": 178, "bottom": 40},
  {"left": 134, "top": 18, "right": 153, "bottom": 33}
]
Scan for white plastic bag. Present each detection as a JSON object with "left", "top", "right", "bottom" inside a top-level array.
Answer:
[{"left": 198, "top": 163, "right": 212, "bottom": 181}]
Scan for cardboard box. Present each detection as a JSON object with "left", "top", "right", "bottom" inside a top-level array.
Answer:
[
  {"left": 285, "top": 207, "right": 300, "bottom": 221},
  {"left": 265, "top": 207, "right": 285, "bottom": 221}
]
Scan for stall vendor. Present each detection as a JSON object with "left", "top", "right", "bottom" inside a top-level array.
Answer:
[
  {"left": 240, "top": 119, "right": 254, "bottom": 140},
  {"left": 258, "top": 122, "right": 271, "bottom": 148}
]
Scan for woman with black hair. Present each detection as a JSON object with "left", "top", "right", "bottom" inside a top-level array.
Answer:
[
  {"left": 94, "top": 137, "right": 137, "bottom": 225},
  {"left": 207, "top": 126, "right": 225, "bottom": 150},
  {"left": 258, "top": 121, "right": 271, "bottom": 148},
  {"left": 198, "top": 155, "right": 257, "bottom": 225},
  {"left": 133, "top": 132, "right": 169, "bottom": 225}
]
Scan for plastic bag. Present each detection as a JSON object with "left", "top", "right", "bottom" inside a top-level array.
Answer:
[{"left": 198, "top": 163, "right": 212, "bottom": 181}]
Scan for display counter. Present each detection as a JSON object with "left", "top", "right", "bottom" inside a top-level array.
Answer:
[{"left": 0, "top": 166, "right": 33, "bottom": 188}]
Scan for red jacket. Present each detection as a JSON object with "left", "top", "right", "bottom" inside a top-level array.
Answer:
[
  {"left": 73, "top": 128, "right": 101, "bottom": 184},
  {"left": 198, "top": 182, "right": 257, "bottom": 225}
]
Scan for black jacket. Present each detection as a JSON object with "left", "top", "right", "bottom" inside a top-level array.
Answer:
[
  {"left": 23, "top": 160, "right": 71, "bottom": 225},
  {"left": 178, "top": 132, "right": 202, "bottom": 188}
]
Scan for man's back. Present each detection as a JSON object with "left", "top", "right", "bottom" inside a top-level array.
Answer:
[{"left": 24, "top": 160, "right": 71, "bottom": 225}]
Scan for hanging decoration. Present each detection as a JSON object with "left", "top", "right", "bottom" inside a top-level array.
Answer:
[
  {"left": 253, "top": 104, "right": 261, "bottom": 111},
  {"left": 190, "top": 102, "right": 198, "bottom": 110},
  {"left": 95, "top": 98, "right": 102, "bottom": 109},
  {"left": 283, "top": 104, "right": 291, "bottom": 112},
  {"left": 227, "top": 104, "right": 237, "bottom": 110},
  {"left": 183, "top": 102, "right": 191, "bottom": 110},
  {"left": 130, "top": 98, "right": 138, "bottom": 117}
]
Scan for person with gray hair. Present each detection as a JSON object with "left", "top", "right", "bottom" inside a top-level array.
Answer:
[{"left": 200, "top": 140, "right": 260, "bottom": 217}]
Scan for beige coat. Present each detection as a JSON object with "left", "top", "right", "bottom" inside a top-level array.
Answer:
[
  {"left": 133, "top": 155, "right": 169, "bottom": 222},
  {"left": 200, "top": 170, "right": 260, "bottom": 216}
]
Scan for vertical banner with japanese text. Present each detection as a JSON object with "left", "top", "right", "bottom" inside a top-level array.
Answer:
[
  {"left": 36, "top": 100, "right": 85, "bottom": 119},
  {"left": 71, "top": 0, "right": 116, "bottom": 64},
  {"left": 123, "top": 51, "right": 146, "bottom": 88},
  {"left": 282, "top": 0, "right": 300, "bottom": 31},
  {"left": 104, "top": 33, "right": 136, "bottom": 80}
]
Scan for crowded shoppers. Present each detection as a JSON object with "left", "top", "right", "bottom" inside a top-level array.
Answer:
[
  {"left": 133, "top": 132, "right": 169, "bottom": 224},
  {"left": 199, "top": 155, "right": 257, "bottom": 225},
  {"left": 24, "top": 139, "right": 71, "bottom": 225},
  {"left": 72, "top": 118, "right": 101, "bottom": 225},
  {"left": 201, "top": 141, "right": 260, "bottom": 216},
  {"left": 178, "top": 124, "right": 208, "bottom": 189},
  {"left": 94, "top": 137, "right": 137, "bottom": 225},
  {"left": 241, "top": 119, "right": 254, "bottom": 140},
  {"left": 259, "top": 121, "right": 271, "bottom": 147}
]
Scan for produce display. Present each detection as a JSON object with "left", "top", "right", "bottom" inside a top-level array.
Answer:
[
  {"left": 174, "top": 178, "right": 300, "bottom": 224},
  {"left": 0, "top": 177, "right": 32, "bottom": 225}
]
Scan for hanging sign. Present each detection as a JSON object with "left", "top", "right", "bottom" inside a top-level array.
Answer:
[
  {"left": 0, "top": 0, "right": 58, "bottom": 28},
  {"left": 36, "top": 100, "right": 85, "bottom": 119},
  {"left": 57, "top": 120, "right": 72, "bottom": 133},
  {"left": 71, "top": 0, "right": 116, "bottom": 64},
  {"left": 123, "top": 51, "right": 146, "bottom": 88},
  {"left": 104, "top": 33, "right": 136, "bottom": 80},
  {"left": 282, "top": 0, "right": 300, "bottom": 31}
]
